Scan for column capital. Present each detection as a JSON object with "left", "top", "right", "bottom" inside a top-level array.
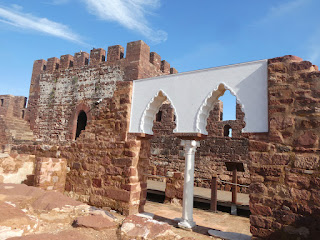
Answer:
[{"left": 181, "top": 140, "right": 199, "bottom": 154}]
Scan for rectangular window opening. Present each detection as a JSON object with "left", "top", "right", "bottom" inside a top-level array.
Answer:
[
  {"left": 43, "top": 65, "right": 47, "bottom": 71},
  {"left": 69, "top": 61, "right": 74, "bottom": 67},
  {"left": 156, "top": 111, "right": 162, "bottom": 122},
  {"left": 1, "top": 99, "right": 3, "bottom": 106},
  {"left": 85, "top": 58, "right": 89, "bottom": 65},
  {"left": 101, "top": 55, "right": 106, "bottom": 62}
]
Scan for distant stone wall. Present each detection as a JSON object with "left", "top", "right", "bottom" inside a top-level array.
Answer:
[
  {"left": 149, "top": 101, "right": 250, "bottom": 194},
  {"left": 0, "top": 95, "right": 27, "bottom": 119},
  {"left": 165, "top": 172, "right": 184, "bottom": 204},
  {"left": 249, "top": 56, "right": 320, "bottom": 239},
  {"left": 0, "top": 116, "right": 11, "bottom": 153}
]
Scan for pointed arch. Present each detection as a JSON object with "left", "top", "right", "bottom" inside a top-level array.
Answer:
[
  {"left": 195, "top": 83, "right": 246, "bottom": 135},
  {"left": 68, "top": 102, "right": 92, "bottom": 140},
  {"left": 139, "top": 90, "right": 178, "bottom": 135}
]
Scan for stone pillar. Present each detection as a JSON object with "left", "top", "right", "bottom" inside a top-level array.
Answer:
[{"left": 178, "top": 140, "right": 199, "bottom": 229}]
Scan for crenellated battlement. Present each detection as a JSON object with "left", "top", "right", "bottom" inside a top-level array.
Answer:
[
  {"left": 33, "top": 40, "right": 177, "bottom": 75},
  {"left": 27, "top": 40, "right": 177, "bottom": 131}
]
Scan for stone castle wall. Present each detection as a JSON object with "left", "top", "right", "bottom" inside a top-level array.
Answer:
[
  {"left": 14, "top": 40, "right": 177, "bottom": 215},
  {"left": 248, "top": 56, "right": 320, "bottom": 239},
  {"left": 26, "top": 40, "right": 177, "bottom": 143}
]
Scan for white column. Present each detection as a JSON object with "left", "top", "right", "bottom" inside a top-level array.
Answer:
[{"left": 178, "top": 139, "right": 199, "bottom": 229}]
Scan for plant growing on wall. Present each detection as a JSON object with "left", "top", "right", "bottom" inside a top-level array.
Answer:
[{"left": 72, "top": 76, "right": 78, "bottom": 85}]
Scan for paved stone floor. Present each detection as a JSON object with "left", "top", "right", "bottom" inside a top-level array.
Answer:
[{"left": 144, "top": 200, "right": 251, "bottom": 240}]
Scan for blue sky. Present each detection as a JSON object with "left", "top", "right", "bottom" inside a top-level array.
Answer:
[{"left": 0, "top": 0, "right": 319, "bottom": 120}]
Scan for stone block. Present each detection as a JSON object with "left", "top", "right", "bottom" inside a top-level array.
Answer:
[
  {"left": 250, "top": 204, "right": 273, "bottom": 216},
  {"left": 73, "top": 215, "right": 117, "bottom": 230},
  {"left": 296, "top": 131, "right": 318, "bottom": 147},
  {"left": 294, "top": 154, "right": 319, "bottom": 170}
]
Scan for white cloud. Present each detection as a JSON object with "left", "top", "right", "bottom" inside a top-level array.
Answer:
[
  {"left": 306, "top": 29, "right": 320, "bottom": 65},
  {"left": 0, "top": 6, "right": 84, "bottom": 45},
  {"left": 50, "top": 0, "right": 71, "bottom": 5},
  {"left": 83, "top": 0, "right": 167, "bottom": 44},
  {"left": 11, "top": 4, "right": 23, "bottom": 11},
  {"left": 257, "top": 0, "right": 308, "bottom": 24}
]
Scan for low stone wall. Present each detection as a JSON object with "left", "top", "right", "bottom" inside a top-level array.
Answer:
[
  {"left": 34, "top": 157, "right": 67, "bottom": 192},
  {"left": 165, "top": 172, "right": 184, "bottom": 204},
  {"left": 0, "top": 153, "right": 35, "bottom": 185}
]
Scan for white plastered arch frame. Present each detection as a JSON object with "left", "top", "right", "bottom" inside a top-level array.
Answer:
[
  {"left": 139, "top": 90, "right": 178, "bottom": 135},
  {"left": 129, "top": 59, "right": 268, "bottom": 135},
  {"left": 195, "top": 82, "right": 246, "bottom": 135}
]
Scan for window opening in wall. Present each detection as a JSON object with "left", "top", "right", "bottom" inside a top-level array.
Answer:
[
  {"left": 219, "top": 90, "right": 236, "bottom": 121},
  {"left": 75, "top": 111, "right": 87, "bottom": 139},
  {"left": 120, "top": 52, "right": 124, "bottom": 59},
  {"left": 224, "top": 125, "right": 232, "bottom": 137},
  {"left": 156, "top": 110, "right": 162, "bottom": 122},
  {"left": 23, "top": 98, "right": 27, "bottom": 108},
  {"left": 55, "top": 63, "right": 59, "bottom": 70},
  {"left": 43, "top": 65, "right": 47, "bottom": 71},
  {"left": 85, "top": 58, "right": 89, "bottom": 65},
  {"left": 69, "top": 61, "right": 74, "bottom": 67},
  {"left": 21, "top": 110, "right": 25, "bottom": 119},
  {"left": 173, "top": 114, "right": 176, "bottom": 122},
  {"left": 101, "top": 55, "right": 106, "bottom": 62},
  {"left": 0, "top": 99, "right": 3, "bottom": 106}
]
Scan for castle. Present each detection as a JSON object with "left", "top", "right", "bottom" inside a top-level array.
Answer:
[{"left": 0, "top": 40, "right": 319, "bottom": 239}]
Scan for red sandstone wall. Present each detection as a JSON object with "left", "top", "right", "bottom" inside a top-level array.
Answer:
[
  {"left": 0, "top": 95, "right": 29, "bottom": 152},
  {"left": 13, "top": 82, "right": 146, "bottom": 215},
  {"left": 0, "top": 95, "right": 27, "bottom": 119},
  {"left": 249, "top": 56, "right": 320, "bottom": 239},
  {"left": 18, "top": 40, "right": 177, "bottom": 215},
  {"left": 26, "top": 40, "right": 177, "bottom": 142}
]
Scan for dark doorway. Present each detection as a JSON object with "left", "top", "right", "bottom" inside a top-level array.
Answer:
[{"left": 75, "top": 111, "right": 87, "bottom": 139}]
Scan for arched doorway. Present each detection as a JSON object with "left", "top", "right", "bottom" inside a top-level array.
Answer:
[{"left": 75, "top": 111, "right": 87, "bottom": 139}]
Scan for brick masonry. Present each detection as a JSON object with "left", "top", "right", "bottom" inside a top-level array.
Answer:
[{"left": 248, "top": 56, "right": 320, "bottom": 239}]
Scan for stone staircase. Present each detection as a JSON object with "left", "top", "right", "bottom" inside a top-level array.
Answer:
[{"left": 0, "top": 115, "right": 35, "bottom": 150}]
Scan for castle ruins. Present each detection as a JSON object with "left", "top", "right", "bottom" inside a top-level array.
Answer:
[{"left": 0, "top": 40, "right": 319, "bottom": 239}]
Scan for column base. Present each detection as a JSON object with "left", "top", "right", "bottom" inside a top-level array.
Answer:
[
  {"left": 231, "top": 204, "right": 237, "bottom": 215},
  {"left": 176, "top": 218, "right": 196, "bottom": 229}
]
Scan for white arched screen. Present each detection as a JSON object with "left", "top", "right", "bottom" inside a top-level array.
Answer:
[{"left": 129, "top": 59, "right": 268, "bottom": 135}]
